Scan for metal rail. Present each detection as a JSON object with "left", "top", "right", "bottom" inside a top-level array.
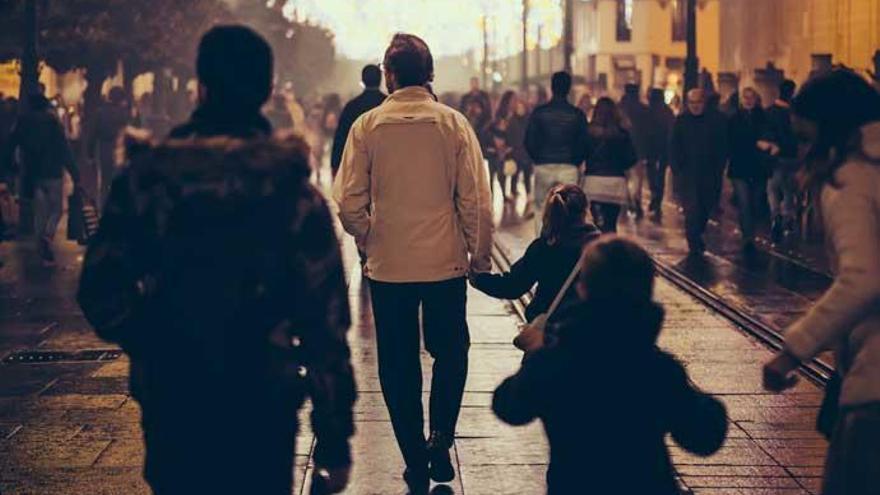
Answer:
[{"left": 491, "top": 239, "right": 832, "bottom": 388}]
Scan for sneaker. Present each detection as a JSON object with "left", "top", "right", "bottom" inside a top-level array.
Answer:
[
  {"left": 427, "top": 431, "right": 455, "bottom": 483},
  {"left": 403, "top": 468, "right": 430, "bottom": 494}
]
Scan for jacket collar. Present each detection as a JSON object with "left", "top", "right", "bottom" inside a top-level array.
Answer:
[{"left": 387, "top": 86, "right": 434, "bottom": 103}]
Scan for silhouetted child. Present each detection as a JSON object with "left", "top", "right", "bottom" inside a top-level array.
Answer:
[{"left": 492, "top": 236, "right": 728, "bottom": 494}]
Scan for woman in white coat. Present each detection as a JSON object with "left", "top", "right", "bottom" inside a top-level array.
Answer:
[{"left": 763, "top": 69, "right": 880, "bottom": 495}]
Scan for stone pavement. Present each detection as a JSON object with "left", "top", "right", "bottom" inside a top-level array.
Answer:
[{"left": 0, "top": 193, "right": 829, "bottom": 495}]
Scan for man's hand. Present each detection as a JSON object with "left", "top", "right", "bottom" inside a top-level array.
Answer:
[
  {"left": 311, "top": 466, "right": 351, "bottom": 494},
  {"left": 762, "top": 351, "right": 800, "bottom": 392}
]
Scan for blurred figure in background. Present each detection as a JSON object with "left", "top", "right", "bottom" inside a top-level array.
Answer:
[
  {"left": 670, "top": 88, "right": 729, "bottom": 255},
  {"left": 645, "top": 88, "right": 675, "bottom": 221},
  {"left": 488, "top": 90, "right": 518, "bottom": 201},
  {"left": 88, "top": 87, "right": 131, "bottom": 206},
  {"left": 265, "top": 94, "right": 294, "bottom": 132},
  {"left": 3, "top": 94, "right": 80, "bottom": 265},
  {"left": 619, "top": 84, "right": 652, "bottom": 220},
  {"left": 727, "top": 87, "right": 775, "bottom": 253},
  {"left": 525, "top": 72, "right": 590, "bottom": 235},
  {"left": 765, "top": 79, "right": 799, "bottom": 243},
  {"left": 584, "top": 97, "right": 637, "bottom": 233},
  {"left": 331, "top": 64, "right": 386, "bottom": 179},
  {"left": 576, "top": 93, "right": 593, "bottom": 122},
  {"left": 509, "top": 95, "right": 534, "bottom": 214},
  {"left": 763, "top": 68, "right": 880, "bottom": 495},
  {"left": 459, "top": 76, "right": 491, "bottom": 120}
]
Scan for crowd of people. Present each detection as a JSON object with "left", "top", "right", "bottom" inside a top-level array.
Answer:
[{"left": 0, "top": 21, "right": 878, "bottom": 495}]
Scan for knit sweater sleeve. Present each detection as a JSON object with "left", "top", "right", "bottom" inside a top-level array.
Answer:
[{"left": 784, "top": 163, "right": 880, "bottom": 361}]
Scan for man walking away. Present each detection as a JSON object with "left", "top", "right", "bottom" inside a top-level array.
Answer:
[
  {"left": 765, "top": 79, "right": 799, "bottom": 243},
  {"left": 525, "top": 71, "right": 590, "bottom": 234},
  {"left": 331, "top": 64, "right": 387, "bottom": 179},
  {"left": 670, "top": 89, "right": 729, "bottom": 256},
  {"left": 334, "top": 33, "right": 493, "bottom": 494},
  {"left": 78, "top": 26, "right": 355, "bottom": 495},
  {"left": 88, "top": 87, "right": 131, "bottom": 207},
  {"left": 4, "top": 94, "right": 80, "bottom": 265},
  {"left": 646, "top": 88, "right": 675, "bottom": 221},
  {"left": 619, "top": 83, "right": 652, "bottom": 219}
]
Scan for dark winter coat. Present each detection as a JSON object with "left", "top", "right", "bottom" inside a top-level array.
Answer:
[
  {"left": 4, "top": 109, "right": 79, "bottom": 182},
  {"left": 670, "top": 111, "right": 729, "bottom": 189},
  {"left": 459, "top": 89, "right": 492, "bottom": 118},
  {"left": 493, "top": 300, "right": 728, "bottom": 494},
  {"left": 619, "top": 94, "right": 652, "bottom": 160},
  {"left": 471, "top": 223, "right": 601, "bottom": 322},
  {"left": 78, "top": 120, "right": 355, "bottom": 492},
  {"left": 646, "top": 102, "right": 675, "bottom": 163},
  {"left": 525, "top": 97, "right": 590, "bottom": 166},
  {"left": 727, "top": 108, "right": 773, "bottom": 180},
  {"left": 506, "top": 112, "right": 531, "bottom": 166},
  {"left": 765, "top": 101, "right": 799, "bottom": 170},
  {"left": 584, "top": 125, "right": 638, "bottom": 177},
  {"left": 331, "top": 88, "right": 387, "bottom": 174}
]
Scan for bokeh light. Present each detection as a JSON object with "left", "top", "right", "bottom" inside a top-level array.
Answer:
[{"left": 281, "top": 0, "right": 562, "bottom": 61}]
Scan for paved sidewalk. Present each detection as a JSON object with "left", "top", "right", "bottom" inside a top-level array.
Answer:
[{"left": 1, "top": 197, "right": 829, "bottom": 495}]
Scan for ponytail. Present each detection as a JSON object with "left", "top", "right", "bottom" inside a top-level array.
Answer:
[{"left": 541, "top": 183, "right": 589, "bottom": 245}]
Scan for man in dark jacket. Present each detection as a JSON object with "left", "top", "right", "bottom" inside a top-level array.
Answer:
[
  {"left": 646, "top": 88, "right": 675, "bottom": 220},
  {"left": 4, "top": 93, "right": 80, "bottom": 264},
  {"left": 88, "top": 87, "right": 131, "bottom": 207},
  {"left": 77, "top": 26, "right": 355, "bottom": 495},
  {"left": 765, "top": 79, "right": 799, "bottom": 243},
  {"left": 525, "top": 71, "right": 590, "bottom": 234},
  {"left": 331, "top": 64, "right": 386, "bottom": 178},
  {"left": 619, "top": 84, "right": 652, "bottom": 218},
  {"left": 670, "top": 89, "right": 729, "bottom": 255},
  {"left": 493, "top": 236, "right": 727, "bottom": 494},
  {"left": 459, "top": 76, "right": 491, "bottom": 119}
]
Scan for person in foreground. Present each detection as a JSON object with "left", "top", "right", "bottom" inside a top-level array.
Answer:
[
  {"left": 334, "top": 33, "right": 492, "bottom": 494},
  {"left": 493, "top": 236, "right": 728, "bottom": 494},
  {"left": 78, "top": 26, "right": 355, "bottom": 494},
  {"left": 763, "top": 69, "right": 880, "bottom": 495},
  {"left": 470, "top": 184, "right": 600, "bottom": 324}
]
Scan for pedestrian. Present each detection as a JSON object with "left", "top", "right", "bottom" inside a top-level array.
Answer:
[
  {"left": 330, "top": 64, "right": 386, "bottom": 179},
  {"left": 488, "top": 90, "right": 518, "bottom": 201},
  {"left": 645, "top": 88, "right": 675, "bottom": 221},
  {"left": 576, "top": 92, "right": 593, "bottom": 122},
  {"left": 3, "top": 93, "right": 80, "bottom": 265},
  {"left": 508, "top": 95, "right": 534, "bottom": 213},
  {"left": 78, "top": 26, "right": 356, "bottom": 495},
  {"left": 619, "top": 83, "right": 652, "bottom": 219},
  {"left": 670, "top": 88, "right": 729, "bottom": 255},
  {"left": 763, "top": 68, "right": 880, "bottom": 495},
  {"left": 584, "top": 97, "right": 638, "bottom": 233},
  {"left": 459, "top": 76, "right": 492, "bottom": 120},
  {"left": 265, "top": 93, "right": 294, "bottom": 132},
  {"left": 470, "top": 183, "right": 600, "bottom": 324},
  {"left": 493, "top": 235, "right": 728, "bottom": 495},
  {"left": 333, "top": 33, "right": 493, "bottom": 494},
  {"left": 727, "top": 87, "right": 776, "bottom": 252},
  {"left": 88, "top": 87, "right": 131, "bottom": 206},
  {"left": 765, "top": 79, "right": 799, "bottom": 243},
  {"left": 525, "top": 71, "right": 590, "bottom": 235}
]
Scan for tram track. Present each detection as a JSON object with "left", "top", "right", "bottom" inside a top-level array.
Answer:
[{"left": 490, "top": 239, "right": 833, "bottom": 388}]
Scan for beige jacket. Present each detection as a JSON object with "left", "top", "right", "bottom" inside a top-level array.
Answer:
[
  {"left": 333, "top": 86, "right": 493, "bottom": 283},
  {"left": 785, "top": 122, "right": 880, "bottom": 407}
]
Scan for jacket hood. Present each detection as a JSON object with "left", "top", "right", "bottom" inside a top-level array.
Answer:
[
  {"left": 553, "top": 223, "right": 602, "bottom": 250},
  {"left": 124, "top": 131, "right": 312, "bottom": 192},
  {"left": 554, "top": 298, "right": 665, "bottom": 349},
  {"left": 859, "top": 121, "right": 880, "bottom": 161}
]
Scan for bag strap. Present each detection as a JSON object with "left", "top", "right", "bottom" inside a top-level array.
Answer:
[{"left": 546, "top": 255, "right": 584, "bottom": 318}]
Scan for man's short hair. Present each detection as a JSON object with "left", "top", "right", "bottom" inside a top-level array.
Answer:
[
  {"left": 551, "top": 71, "right": 572, "bottom": 97},
  {"left": 362, "top": 64, "right": 382, "bottom": 88},
  {"left": 779, "top": 79, "right": 797, "bottom": 101},
  {"left": 196, "top": 25, "right": 273, "bottom": 110},
  {"left": 383, "top": 33, "right": 434, "bottom": 88}
]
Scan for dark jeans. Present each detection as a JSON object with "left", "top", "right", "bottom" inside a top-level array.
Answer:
[
  {"left": 680, "top": 178, "right": 721, "bottom": 252},
  {"left": 511, "top": 158, "right": 533, "bottom": 195},
  {"left": 823, "top": 403, "right": 880, "bottom": 495},
  {"left": 590, "top": 202, "right": 621, "bottom": 233},
  {"left": 33, "top": 179, "right": 63, "bottom": 241},
  {"left": 368, "top": 277, "right": 470, "bottom": 469},
  {"left": 731, "top": 178, "right": 764, "bottom": 243},
  {"left": 646, "top": 158, "right": 667, "bottom": 211}
]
